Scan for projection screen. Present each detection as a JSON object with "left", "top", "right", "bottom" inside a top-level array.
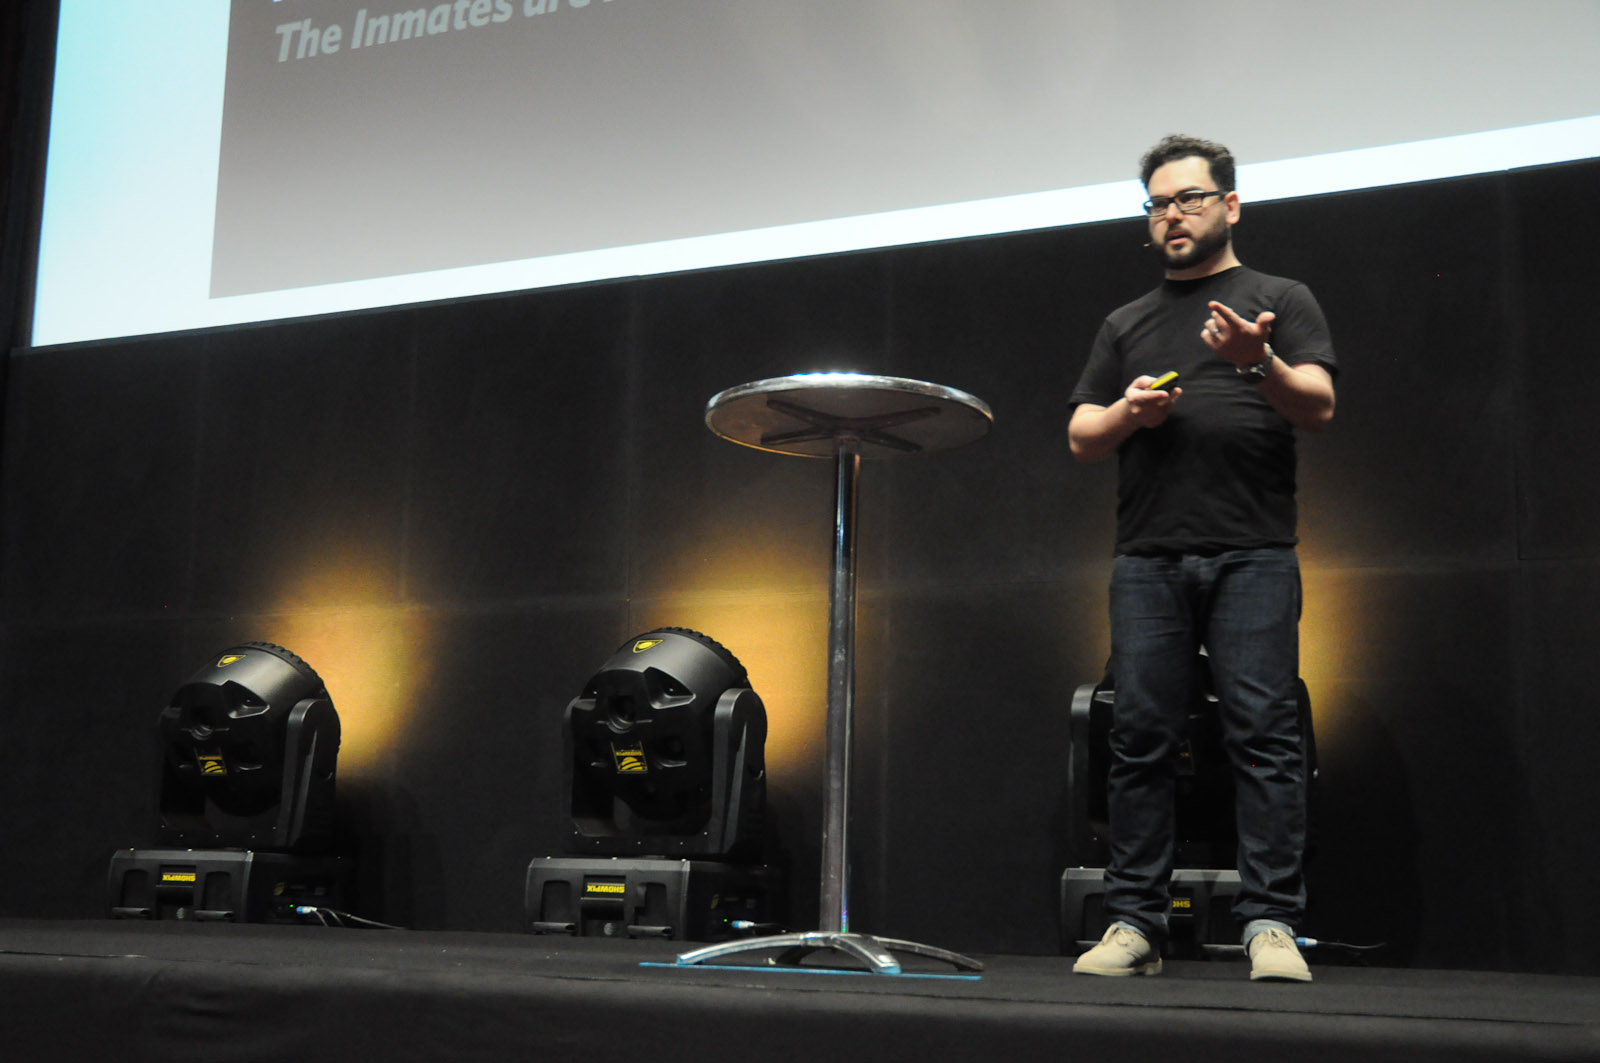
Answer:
[{"left": 29, "top": 0, "right": 1600, "bottom": 347}]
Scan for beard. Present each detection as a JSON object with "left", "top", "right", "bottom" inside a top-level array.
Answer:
[{"left": 1152, "top": 217, "right": 1231, "bottom": 271}]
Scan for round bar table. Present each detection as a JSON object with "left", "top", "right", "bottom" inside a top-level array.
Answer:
[{"left": 678, "top": 373, "right": 992, "bottom": 975}]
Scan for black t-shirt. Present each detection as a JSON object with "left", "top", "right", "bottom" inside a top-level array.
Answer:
[{"left": 1070, "top": 266, "right": 1338, "bottom": 556}]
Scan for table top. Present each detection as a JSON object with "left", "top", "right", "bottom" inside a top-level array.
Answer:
[{"left": 704, "top": 373, "right": 993, "bottom": 459}]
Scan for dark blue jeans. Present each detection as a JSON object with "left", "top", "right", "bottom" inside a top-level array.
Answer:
[{"left": 1103, "top": 547, "right": 1307, "bottom": 944}]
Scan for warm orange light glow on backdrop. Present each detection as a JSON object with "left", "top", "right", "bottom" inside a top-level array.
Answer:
[
  {"left": 639, "top": 518, "right": 832, "bottom": 780},
  {"left": 258, "top": 607, "right": 431, "bottom": 777},
  {"left": 1297, "top": 554, "right": 1380, "bottom": 745},
  {"left": 632, "top": 589, "right": 829, "bottom": 781},
  {"left": 255, "top": 541, "right": 432, "bottom": 777}
]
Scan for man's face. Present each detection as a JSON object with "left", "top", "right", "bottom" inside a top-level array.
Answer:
[{"left": 1146, "top": 155, "right": 1237, "bottom": 272}]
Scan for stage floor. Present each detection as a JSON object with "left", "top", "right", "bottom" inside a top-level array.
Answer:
[{"left": 2, "top": 918, "right": 1596, "bottom": 1062}]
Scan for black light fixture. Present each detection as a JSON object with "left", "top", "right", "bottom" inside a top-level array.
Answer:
[
  {"left": 109, "top": 642, "right": 352, "bottom": 922},
  {"left": 527, "top": 627, "right": 775, "bottom": 941},
  {"left": 565, "top": 627, "right": 767, "bottom": 860},
  {"left": 156, "top": 641, "right": 340, "bottom": 851}
]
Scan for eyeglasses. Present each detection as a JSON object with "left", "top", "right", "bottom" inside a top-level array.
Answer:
[{"left": 1142, "top": 189, "right": 1225, "bottom": 218}]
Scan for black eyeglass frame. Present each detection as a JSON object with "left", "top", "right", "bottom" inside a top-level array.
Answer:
[{"left": 1142, "top": 188, "right": 1226, "bottom": 218}]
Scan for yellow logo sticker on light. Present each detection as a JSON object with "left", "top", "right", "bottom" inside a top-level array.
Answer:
[
  {"left": 197, "top": 753, "right": 228, "bottom": 775},
  {"left": 631, "top": 639, "right": 664, "bottom": 653},
  {"left": 584, "top": 882, "right": 627, "bottom": 896},
  {"left": 161, "top": 872, "right": 196, "bottom": 884},
  {"left": 612, "top": 742, "right": 648, "bottom": 774},
  {"left": 216, "top": 654, "right": 246, "bottom": 668}
]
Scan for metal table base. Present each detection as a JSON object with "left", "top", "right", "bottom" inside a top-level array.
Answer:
[{"left": 676, "top": 930, "right": 982, "bottom": 976}]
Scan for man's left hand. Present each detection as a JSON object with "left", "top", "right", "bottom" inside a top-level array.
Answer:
[{"left": 1202, "top": 301, "right": 1275, "bottom": 368}]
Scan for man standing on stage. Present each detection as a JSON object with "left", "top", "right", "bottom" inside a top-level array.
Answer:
[{"left": 1066, "top": 134, "right": 1337, "bottom": 982}]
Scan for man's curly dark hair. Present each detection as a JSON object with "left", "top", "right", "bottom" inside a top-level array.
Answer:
[{"left": 1139, "top": 134, "right": 1236, "bottom": 193}]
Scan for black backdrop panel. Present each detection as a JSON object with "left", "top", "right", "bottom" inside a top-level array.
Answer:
[
  {"left": 867, "top": 580, "right": 1110, "bottom": 956},
  {"left": 1303, "top": 566, "right": 1525, "bottom": 971},
  {"left": 1508, "top": 159, "right": 1600, "bottom": 560},
  {"left": 1515, "top": 562, "right": 1600, "bottom": 974},
  {"left": 408, "top": 284, "right": 635, "bottom": 603},
  {"left": 187, "top": 310, "right": 417, "bottom": 613},
  {"left": 0, "top": 620, "right": 184, "bottom": 915},
  {"left": 341, "top": 604, "right": 625, "bottom": 932},
  {"left": 1249, "top": 174, "right": 1520, "bottom": 569},
  {"left": 1, "top": 332, "right": 208, "bottom": 618}
]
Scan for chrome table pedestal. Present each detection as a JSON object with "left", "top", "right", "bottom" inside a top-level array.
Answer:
[{"left": 681, "top": 373, "right": 992, "bottom": 975}]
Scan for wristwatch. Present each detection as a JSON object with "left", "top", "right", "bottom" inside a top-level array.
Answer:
[{"left": 1237, "top": 344, "right": 1275, "bottom": 382}]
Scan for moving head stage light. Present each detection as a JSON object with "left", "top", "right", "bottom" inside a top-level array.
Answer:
[
  {"left": 109, "top": 642, "right": 353, "bottom": 923},
  {"left": 566, "top": 627, "right": 767, "bottom": 859},
  {"left": 156, "top": 641, "right": 339, "bottom": 851},
  {"left": 527, "top": 628, "right": 775, "bottom": 941}
]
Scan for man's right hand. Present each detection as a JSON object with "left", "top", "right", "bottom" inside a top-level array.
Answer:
[
  {"left": 1124, "top": 375, "right": 1181, "bottom": 428},
  {"left": 1069, "top": 376, "right": 1183, "bottom": 462}
]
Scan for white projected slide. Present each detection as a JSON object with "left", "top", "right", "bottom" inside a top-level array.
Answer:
[{"left": 31, "top": 0, "right": 1600, "bottom": 347}]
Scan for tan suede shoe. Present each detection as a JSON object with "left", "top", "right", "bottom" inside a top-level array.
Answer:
[
  {"left": 1248, "top": 927, "right": 1313, "bottom": 982},
  {"left": 1072, "top": 924, "right": 1163, "bottom": 977}
]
